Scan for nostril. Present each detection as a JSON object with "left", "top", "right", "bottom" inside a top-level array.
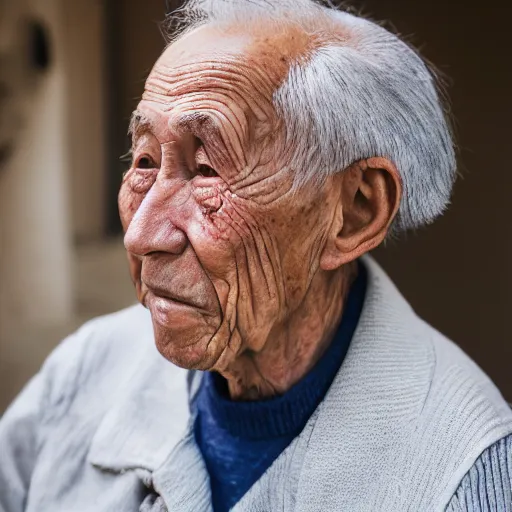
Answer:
[
  {"left": 124, "top": 216, "right": 188, "bottom": 257},
  {"left": 166, "top": 225, "right": 188, "bottom": 255}
]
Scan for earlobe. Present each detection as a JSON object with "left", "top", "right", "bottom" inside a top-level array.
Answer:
[{"left": 320, "top": 158, "right": 402, "bottom": 271}]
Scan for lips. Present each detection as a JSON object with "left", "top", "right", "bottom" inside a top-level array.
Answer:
[
  {"left": 142, "top": 281, "right": 200, "bottom": 310},
  {"left": 145, "top": 289, "right": 207, "bottom": 330}
]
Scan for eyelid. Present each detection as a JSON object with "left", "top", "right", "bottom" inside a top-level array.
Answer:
[
  {"left": 132, "top": 147, "right": 160, "bottom": 169},
  {"left": 132, "top": 153, "right": 158, "bottom": 171},
  {"left": 131, "top": 132, "right": 161, "bottom": 167}
]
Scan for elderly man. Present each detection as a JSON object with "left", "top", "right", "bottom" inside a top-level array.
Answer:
[{"left": 1, "top": 1, "right": 511, "bottom": 511}]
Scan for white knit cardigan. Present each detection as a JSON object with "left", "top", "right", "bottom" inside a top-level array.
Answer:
[{"left": 1, "top": 256, "right": 511, "bottom": 511}]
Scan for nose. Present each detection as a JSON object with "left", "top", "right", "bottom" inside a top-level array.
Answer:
[
  {"left": 124, "top": 185, "right": 188, "bottom": 257},
  {"left": 124, "top": 139, "right": 195, "bottom": 257}
]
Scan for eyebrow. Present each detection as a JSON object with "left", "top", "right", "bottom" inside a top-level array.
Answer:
[
  {"left": 128, "top": 109, "right": 226, "bottom": 157},
  {"left": 128, "top": 110, "right": 153, "bottom": 137},
  {"left": 176, "top": 112, "right": 223, "bottom": 147}
]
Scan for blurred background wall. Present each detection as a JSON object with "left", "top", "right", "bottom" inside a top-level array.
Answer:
[{"left": 0, "top": 0, "right": 510, "bottom": 413}]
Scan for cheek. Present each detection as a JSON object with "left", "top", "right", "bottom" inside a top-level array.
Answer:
[
  {"left": 186, "top": 190, "right": 261, "bottom": 319},
  {"left": 266, "top": 203, "right": 329, "bottom": 306},
  {"left": 186, "top": 207, "right": 237, "bottom": 286},
  {"left": 188, "top": 185, "right": 237, "bottom": 274},
  {"left": 118, "top": 183, "right": 137, "bottom": 232}
]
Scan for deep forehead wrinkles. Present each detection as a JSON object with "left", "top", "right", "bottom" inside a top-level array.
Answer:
[
  {"left": 147, "top": 58, "right": 275, "bottom": 127},
  {"left": 144, "top": 59, "right": 275, "bottom": 173},
  {"left": 138, "top": 22, "right": 313, "bottom": 183}
]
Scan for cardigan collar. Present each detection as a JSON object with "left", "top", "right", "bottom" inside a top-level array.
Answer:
[{"left": 87, "top": 318, "right": 199, "bottom": 472}]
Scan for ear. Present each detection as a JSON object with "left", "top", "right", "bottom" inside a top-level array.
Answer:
[{"left": 320, "top": 157, "right": 402, "bottom": 271}]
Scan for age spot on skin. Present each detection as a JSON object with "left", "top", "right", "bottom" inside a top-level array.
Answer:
[
  {"left": 193, "top": 178, "right": 229, "bottom": 213},
  {"left": 202, "top": 194, "right": 223, "bottom": 213}
]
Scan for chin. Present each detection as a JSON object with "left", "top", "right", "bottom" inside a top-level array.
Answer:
[
  {"left": 144, "top": 289, "right": 224, "bottom": 368},
  {"left": 151, "top": 318, "right": 225, "bottom": 371}
]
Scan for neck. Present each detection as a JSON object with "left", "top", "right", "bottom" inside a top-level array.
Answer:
[{"left": 219, "top": 262, "right": 358, "bottom": 400}]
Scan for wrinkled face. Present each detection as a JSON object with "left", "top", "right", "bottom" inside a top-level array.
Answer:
[{"left": 119, "top": 25, "right": 339, "bottom": 371}]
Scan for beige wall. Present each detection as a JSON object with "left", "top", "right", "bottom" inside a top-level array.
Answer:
[
  {"left": 0, "top": 0, "right": 107, "bottom": 327},
  {"left": 63, "top": 0, "right": 106, "bottom": 242},
  {"left": 0, "top": 0, "right": 108, "bottom": 411},
  {"left": 0, "top": 0, "right": 73, "bottom": 329}
]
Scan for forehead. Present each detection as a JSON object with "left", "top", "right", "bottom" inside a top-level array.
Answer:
[
  {"left": 133, "top": 23, "right": 311, "bottom": 142},
  {"left": 157, "top": 25, "right": 252, "bottom": 69}
]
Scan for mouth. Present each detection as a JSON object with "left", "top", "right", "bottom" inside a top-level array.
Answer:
[
  {"left": 141, "top": 280, "right": 215, "bottom": 319},
  {"left": 144, "top": 288, "right": 206, "bottom": 328},
  {"left": 143, "top": 283, "right": 198, "bottom": 308}
]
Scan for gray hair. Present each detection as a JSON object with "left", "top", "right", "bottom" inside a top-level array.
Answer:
[{"left": 163, "top": 0, "right": 456, "bottom": 233}]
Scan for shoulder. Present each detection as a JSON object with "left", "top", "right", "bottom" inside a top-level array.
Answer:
[
  {"left": 0, "top": 304, "right": 174, "bottom": 509},
  {"left": 41, "top": 305, "right": 154, "bottom": 410},
  {"left": 401, "top": 312, "right": 512, "bottom": 508},
  {"left": 446, "top": 434, "right": 512, "bottom": 511},
  {"left": 28, "top": 303, "right": 188, "bottom": 437},
  {"left": 365, "top": 256, "right": 511, "bottom": 437},
  {"left": 427, "top": 328, "right": 512, "bottom": 509},
  {"left": 421, "top": 321, "right": 512, "bottom": 435},
  {"left": 363, "top": 257, "right": 510, "bottom": 423},
  {"left": 358, "top": 257, "right": 512, "bottom": 509},
  {"left": 31, "top": 304, "right": 190, "bottom": 465}
]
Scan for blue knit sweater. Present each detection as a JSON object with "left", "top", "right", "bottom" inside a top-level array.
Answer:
[{"left": 193, "top": 268, "right": 367, "bottom": 512}]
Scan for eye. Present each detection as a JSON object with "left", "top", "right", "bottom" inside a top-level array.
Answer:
[
  {"left": 197, "top": 163, "right": 218, "bottom": 178},
  {"left": 135, "top": 155, "right": 156, "bottom": 169}
]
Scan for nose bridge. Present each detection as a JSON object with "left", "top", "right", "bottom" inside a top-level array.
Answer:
[
  {"left": 124, "top": 178, "right": 188, "bottom": 257},
  {"left": 160, "top": 138, "right": 195, "bottom": 180}
]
